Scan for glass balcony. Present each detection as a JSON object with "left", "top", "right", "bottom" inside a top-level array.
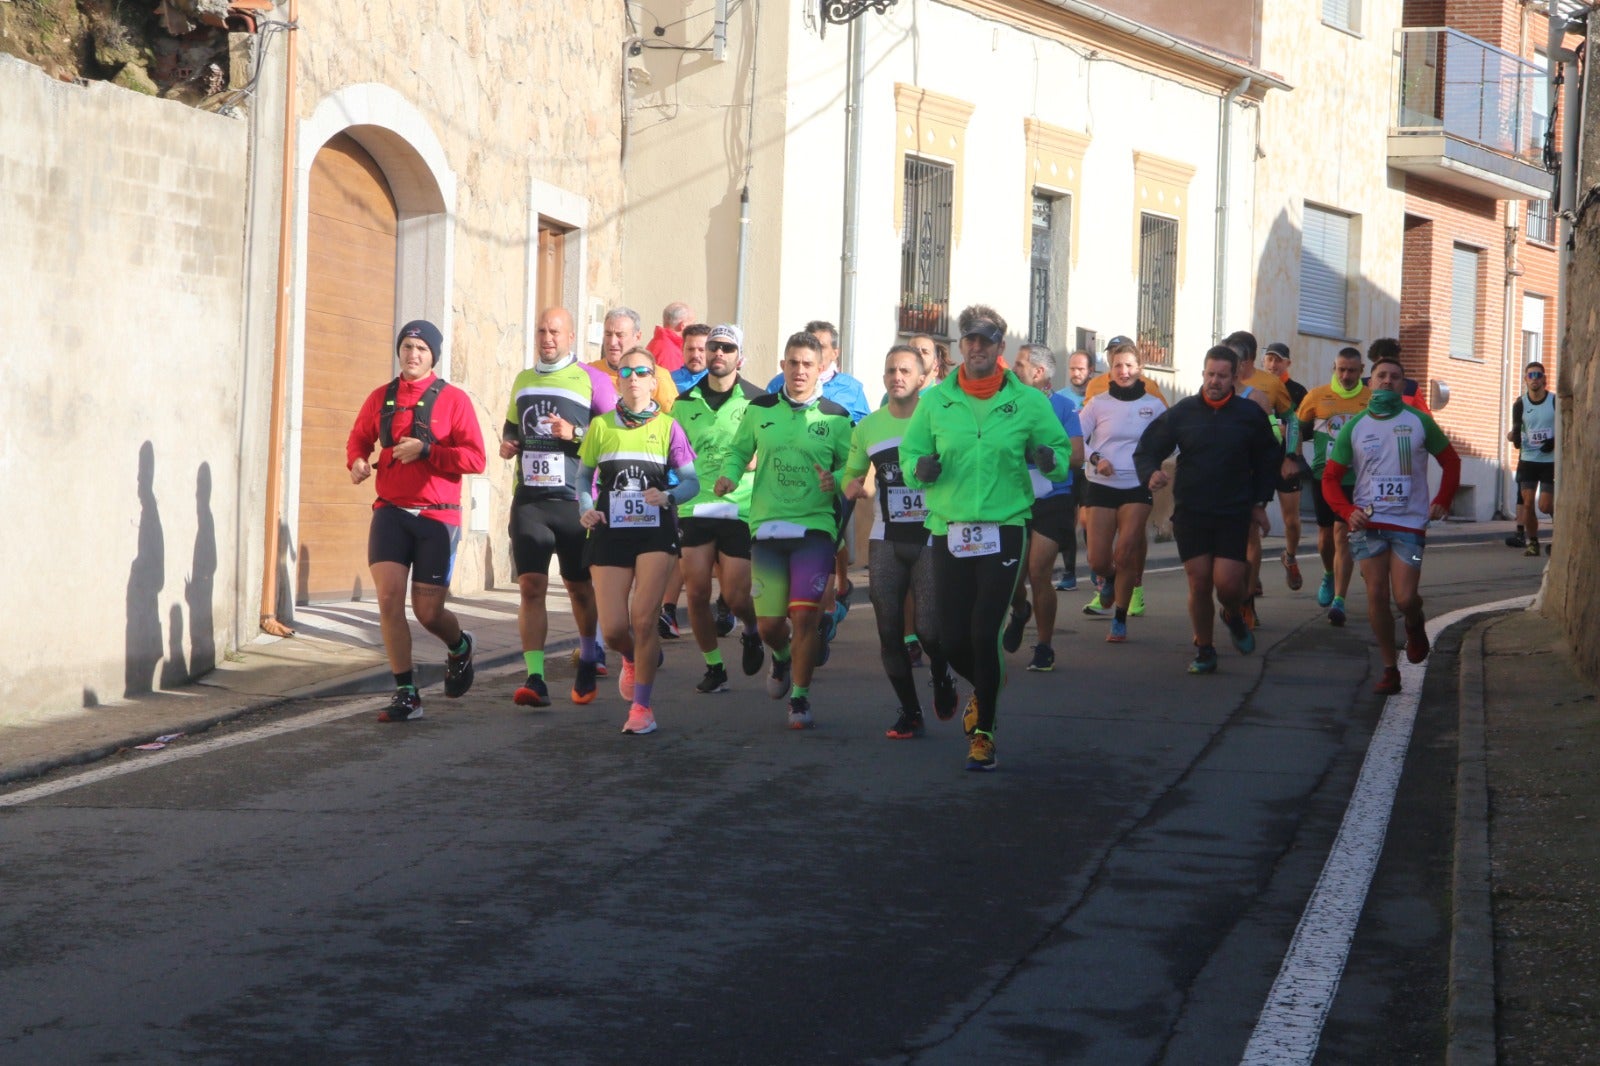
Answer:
[{"left": 1390, "top": 28, "right": 1553, "bottom": 200}]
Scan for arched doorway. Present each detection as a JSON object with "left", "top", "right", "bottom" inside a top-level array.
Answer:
[{"left": 296, "top": 132, "right": 398, "bottom": 603}]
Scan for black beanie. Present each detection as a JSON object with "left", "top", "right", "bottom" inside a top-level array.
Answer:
[{"left": 396, "top": 320, "right": 443, "bottom": 366}]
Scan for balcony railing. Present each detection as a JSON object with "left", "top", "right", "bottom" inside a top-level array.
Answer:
[{"left": 1395, "top": 27, "right": 1545, "bottom": 166}]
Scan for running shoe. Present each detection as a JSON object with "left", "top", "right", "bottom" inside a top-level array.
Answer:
[
  {"left": 1316, "top": 572, "right": 1335, "bottom": 608},
  {"left": 377, "top": 687, "right": 424, "bottom": 722},
  {"left": 818, "top": 630, "right": 833, "bottom": 668},
  {"left": 741, "top": 631, "right": 765, "bottom": 676},
  {"left": 837, "top": 580, "right": 855, "bottom": 609},
  {"left": 766, "top": 656, "right": 790, "bottom": 699},
  {"left": 657, "top": 604, "right": 681, "bottom": 640},
  {"left": 1083, "top": 589, "right": 1112, "bottom": 616},
  {"left": 513, "top": 673, "right": 550, "bottom": 707},
  {"left": 819, "top": 611, "right": 838, "bottom": 645},
  {"left": 787, "top": 695, "right": 814, "bottom": 730},
  {"left": 1524, "top": 541, "right": 1542, "bottom": 557},
  {"left": 966, "top": 730, "right": 997, "bottom": 771},
  {"left": 618, "top": 657, "right": 636, "bottom": 702},
  {"left": 443, "top": 631, "right": 475, "bottom": 698},
  {"left": 961, "top": 693, "right": 980, "bottom": 736},
  {"left": 931, "top": 674, "right": 958, "bottom": 721},
  {"left": 1027, "top": 643, "right": 1055, "bottom": 671},
  {"left": 1405, "top": 620, "right": 1431, "bottom": 664},
  {"left": 831, "top": 597, "right": 849, "bottom": 628},
  {"left": 1328, "top": 597, "right": 1346, "bottom": 627},
  {"left": 1188, "top": 645, "right": 1219, "bottom": 675},
  {"left": 1374, "top": 665, "right": 1402, "bottom": 695},
  {"left": 571, "top": 658, "right": 599, "bottom": 704},
  {"left": 1241, "top": 600, "right": 1259, "bottom": 631},
  {"left": 1053, "top": 573, "right": 1078, "bottom": 591},
  {"left": 595, "top": 646, "right": 609, "bottom": 677},
  {"left": 885, "top": 710, "right": 925, "bottom": 739},
  {"left": 621, "top": 704, "right": 658, "bottom": 735},
  {"left": 1221, "top": 609, "right": 1256, "bottom": 654},
  {"left": 714, "top": 596, "right": 737, "bottom": 637},
  {"left": 905, "top": 638, "right": 924, "bottom": 668},
  {"left": 1106, "top": 619, "right": 1128, "bottom": 643},
  {"left": 1002, "top": 601, "right": 1030, "bottom": 653},
  {"left": 1505, "top": 530, "right": 1527, "bottom": 548},
  {"left": 1282, "top": 553, "right": 1303, "bottom": 591},
  {"left": 1128, "top": 586, "right": 1146, "bottom": 617},
  {"left": 696, "top": 663, "right": 730, "bottom": 694}
]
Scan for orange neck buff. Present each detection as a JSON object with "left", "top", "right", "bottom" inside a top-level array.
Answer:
[{"left": 958, "top": 358, "right": 1009, "bottom": 400}]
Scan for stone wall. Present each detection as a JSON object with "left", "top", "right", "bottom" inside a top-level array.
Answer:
[{"left": 0, "top": 55, "right": 272, "bottom": 724}]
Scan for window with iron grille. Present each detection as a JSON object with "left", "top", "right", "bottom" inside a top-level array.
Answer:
[
  {"left": 1136, "top": 213, "right": 1177, "bottom": 368},
  {"left": 1029, "top": 193, "right": 1069, "bottom": 347},
  {"left": 899, "top": 157, "right": 953, "bottom": 338},
  {"left": 1526, "top": 197, "right": 1555, "bottom": 244}
]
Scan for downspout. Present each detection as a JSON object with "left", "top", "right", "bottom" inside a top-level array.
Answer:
[
  {"left": 838, "top": 16, "right": 866, "bottom": 376},
  {"left": 734, "top": 0, "right": 761, "bottom": 327},
  {"left": 1213, "top": 76, "right": 1252, "bottom": 343},
  {"left": 1497, "top": 205, "right": 1520, "bottom": 519},
  {"left": 258, "top": 0, "right": 298, "bottom": 638}
]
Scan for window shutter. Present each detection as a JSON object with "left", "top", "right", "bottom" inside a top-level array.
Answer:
[
  {"left": 1299, "top": 205, "right": 1349, "bottom": 337},
  {"left": 1450, "top": 245, "right": 1480, "bottom": 358},
  {"left": 1323, "top": 0, "right": 1352, "bottom": 30}
]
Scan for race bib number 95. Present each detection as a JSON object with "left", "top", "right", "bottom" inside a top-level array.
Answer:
[{"left": 609, "top": 491, "right": 660, "bottom": 528}]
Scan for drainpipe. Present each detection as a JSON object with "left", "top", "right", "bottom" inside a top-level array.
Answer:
[
  {"left": 734, "top": 186, "right": 751, "bottom": 327},
  {"left": 1212, "top": 76, "right": 1252, "bottom": 343},
  {"left": 258, "top": 0, "right": 298, "bottom": 638},
  {"left": 837, "top": 16, "right": 866, "bottom": 376},
  {"left": 1496, "top": 206, "right": 1520, "bottom": 519}
]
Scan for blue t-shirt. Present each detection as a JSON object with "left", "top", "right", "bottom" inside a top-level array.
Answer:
[
  {"left": 1033, "top": 392, "right": 1082, "bottom": 499},
  {"left": 672, "top": 366, "right": 708, "bottom": 394}
]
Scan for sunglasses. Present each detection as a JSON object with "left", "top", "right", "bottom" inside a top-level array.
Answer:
[
  {"left": 707, "top": 341, "right": 739, "bottom": 353},
  {"left": 1526, "top": 370, "right": 1545, "bottom": 378},
  {"left": 617, "top": 365, "right": 655, "bottom": 379}
]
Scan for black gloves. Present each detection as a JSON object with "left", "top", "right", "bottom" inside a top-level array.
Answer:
[
  {"left": 914, "top": 455, "right": 942, "bottom": 483},
  {"left": 1032, "top": 445, "right": 1056, "bottom": 473}
]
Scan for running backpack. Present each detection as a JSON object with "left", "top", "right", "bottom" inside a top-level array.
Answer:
[{"left": 378, "top": 377, "right": 448, "bottom": 449}]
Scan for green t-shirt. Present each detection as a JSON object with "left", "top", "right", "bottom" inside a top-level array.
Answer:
[
  {"left": 672, "top": 376, "right": 766, "bottom": 521},
  {"left": 720, "top": 391, "right": 853, "bottom": 538}
]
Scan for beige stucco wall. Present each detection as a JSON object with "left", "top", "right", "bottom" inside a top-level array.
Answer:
[
  {"left": 1251, "top": 1, "right": 1407, "bottom": 390},
  {"left": 0, "top": 55, "right": 272, "bottom": 724},
  {"left": 292, "top": 3, "right": 627, "bottom": 596}
]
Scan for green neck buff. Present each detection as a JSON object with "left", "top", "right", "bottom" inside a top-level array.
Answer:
[
  {"left": 1329, "top": 372, "right": 1363, "bottom": 400},
  {"left": 1368, "top": 390, "right": 1404, "bottom": 417}
]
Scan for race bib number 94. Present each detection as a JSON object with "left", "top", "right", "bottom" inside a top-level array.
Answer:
[
  {"left": 947, "top": 522, "right": 1000, "bottom": 557},
  {"left": 521, "top": 451, "right": 565, "bottom": 489},
  {"left": 609, "top": 491, "right": 660, "bottom": 528},
  {"left": 888, "top": 489, "right": 927, "bottom": 523}
]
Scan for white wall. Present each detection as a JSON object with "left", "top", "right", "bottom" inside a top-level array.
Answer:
[{"left": 0, "top": 57, "right": 259, "bottom": 723}]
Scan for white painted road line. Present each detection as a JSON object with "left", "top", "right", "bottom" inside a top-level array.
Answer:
[
  {"left": 0, "top": 697, "right": 387, "bottom": 809},
  {"left": 1240, "top": 594, "right": 1534, "bottom": 1065}
]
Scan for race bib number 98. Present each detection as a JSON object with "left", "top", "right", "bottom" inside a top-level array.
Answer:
[
  {"left": 609, "top": 491, "right": 660, "bottom": 528},
  {"left": 521, "top": 451, "right": 565, "bottom": 489},
  {"left": 947, "top": 522, "right": 1000, "bottom": 557}
]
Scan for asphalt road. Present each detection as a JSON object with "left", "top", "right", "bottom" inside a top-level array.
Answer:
[{"left": 0, "top": 542, "right": 1542, "bottom": 1065}]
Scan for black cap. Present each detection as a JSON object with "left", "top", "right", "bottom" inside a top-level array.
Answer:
[
  {"left": 397, "top": 320, "right": 443, "bottom": 366},
  {"left": 962, "top": 321, "right": 1005, "bottom": 346},
  {"left": 1265, "top": 342, "right": 1291, "bottom": 359},
  {"left": 1105, "top": 335, "right": 1135, "bottom": 350}
]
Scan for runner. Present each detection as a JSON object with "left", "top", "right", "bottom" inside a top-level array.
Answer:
[
  {"left": 842, "top": 345, "right": 959, "bottom": 738},
  {"left": 1504, "top": 361, "right": 1555, "bottom": 556},
  {"left": 714, "top": 331, "right": 853, "bottom": 729},
  {"left": 1264, "top": 342, "right": 1310, "bottom": 590},
  {"left": 900, "top": 304, "right": 1072, "bottom": 771},
  {"left": 1077, "top": 339, "right": 1167, "bottom": 643},
  {"left": 501, "top": 306, "right": 618, "bottom": 707},
  {"left": 1323, "top": 355, "right": 1461, "bottom": 694},
  {"left": 659, "top": 322, "right": 717, "bottom": 640},
  {"left": 345, "top": 320, "right": 487, "bottom": 722},
  {"left": 1000, "top": 344, "right": 1084, "bottom": 671},
  {"left": 1222, "top": 330, "right": 1294, "bottom": 629},
  {"left": 1296, "top": 346, "right": 1370, "bottom": 626},
  {"left": 671, "top": 324, "right": 768, "bottom": 693},
  {"left": 1133, "top": 345, "right": 1278, "bottom": 676},
  {"left": 575, "top": 347, "right": 700, "bottom": 734}
]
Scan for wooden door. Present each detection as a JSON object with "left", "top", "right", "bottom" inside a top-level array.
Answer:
[
  {"left": 537, "top": 220, "right": 566, "bottom": 319},
  {"left": 297, "top": 133, "right": 398, "bottom": 603}
]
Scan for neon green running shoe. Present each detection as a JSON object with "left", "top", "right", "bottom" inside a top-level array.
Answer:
[{"left": 1129, "top": 586, "right": 1146, "bottom": 617}]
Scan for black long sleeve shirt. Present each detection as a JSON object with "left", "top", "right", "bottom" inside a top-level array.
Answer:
[{"left": 1133, "top": 392, "right": 1280, "bottom": 517}]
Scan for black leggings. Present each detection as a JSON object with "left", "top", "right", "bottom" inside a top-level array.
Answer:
[
  {"left": 868, "top": 539, "right": 948, "bottom": 713},
  {"left": 932, "top": 525, "right": 1028, "bottom": 734}
]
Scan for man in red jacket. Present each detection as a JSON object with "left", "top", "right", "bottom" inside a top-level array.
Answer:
[
  {"left": 645, "top": 301, "right": 693, "bottom": 372},
  {"left": 347, "top": 320, "right": 487, "bottom": 722}
]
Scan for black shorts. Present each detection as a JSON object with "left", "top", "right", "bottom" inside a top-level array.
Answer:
[
  {"left": 1027, "top": 493, "right": 1079, "bottom": 546},
  {"left": 583, "top": 522, "right": 680, "bottom": 568},
  {"left": 1172, "top": 509, "right": 1251, "bottom": 564},
  {"left": 680, "top": 516, "right": 752, "bottom": 559},
  {"left": 510, "top": 497, "right": 589, "bottom": 582},
  {"left": 368, "top": 505, "right": 461, "bottom": 587},
  {"left": 1081, "top": 481, "right": 1154, "bottom": 509},
  {"left": 1308, "top": 477, "right": 1347, "bottom": 528},
  {"left": 1515, "top": 460, "right": 1555, "bottom": 490},
  {"left": 1276, "top": 454, "right": 1310, "bottom": 496}
]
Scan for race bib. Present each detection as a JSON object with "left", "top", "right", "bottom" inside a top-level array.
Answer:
[
  {"left": 948, "top": 522, "right": 1000, "bottom": 557},
  {"left": 521, "top": 450, "right": 565, "bottom": 489},
  {"left": 755, "top": 520, "right": 810, "bottom": 541},
  {"left": 692, "top": 500, "right": 740, "bottom": 520},
  {"left": 608, "top": 491, "right": 660, "bottom": 528},
  {"left": 1369, "top": 476, "right": 1411, "bottom": 510},
  {"left": 1029, "top": 469, "right": 1054, "bottom": 499},
  {"left": 887, "top": 489, "right": 927, "bottom": 524},
  {"left": 1527, "top": 427, "right": 1553, "bottom": 445}
]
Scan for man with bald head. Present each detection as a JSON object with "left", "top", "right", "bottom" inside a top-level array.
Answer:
[
  {"left": 501, "top": 306, "right": 618, "bottom": 707},
  {"left": 647, "top": 301, "right": 694, "bottom": 373}
]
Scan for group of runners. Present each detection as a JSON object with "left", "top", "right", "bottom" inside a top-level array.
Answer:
[{"left": 344, "top": 302, "right": 1551, "bottom": 769}]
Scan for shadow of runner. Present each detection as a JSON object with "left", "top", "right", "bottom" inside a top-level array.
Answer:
[
  {"left": 125, "top": 441, "right": 164, "bottom": 698},
  {"left": 187, "top": 462, "right": 217, "bottom": 676}
]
